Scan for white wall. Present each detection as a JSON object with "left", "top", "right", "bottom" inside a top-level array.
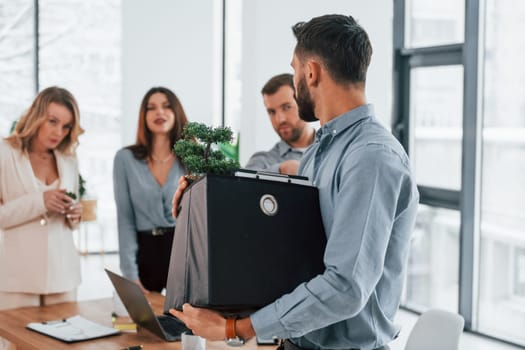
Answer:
[
  {"left": 121, "top": 0, "right": 222, "bottom": 145},
  {"left": 238, "top": 1, "right": 393, "bottom": 165}
]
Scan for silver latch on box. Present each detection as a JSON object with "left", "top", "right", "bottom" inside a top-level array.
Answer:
[{"left": 260, "top": 194, "right": 278, "bottom": 216}]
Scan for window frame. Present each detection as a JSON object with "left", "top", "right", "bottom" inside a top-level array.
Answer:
[{"left": 393, "top": 0, "right": 482, "bottom": 335}]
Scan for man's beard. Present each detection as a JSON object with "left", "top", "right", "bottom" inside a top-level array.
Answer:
[
  {"left": 295, "top": 77, "right": 317, "bottom": 122},
  {"left": 279, "top": 124, "right": 303, "bottom": 144}
]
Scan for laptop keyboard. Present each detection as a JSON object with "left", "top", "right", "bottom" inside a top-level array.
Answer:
[{"left": 157, "top": 315, "right": 191, "bottom": 338}]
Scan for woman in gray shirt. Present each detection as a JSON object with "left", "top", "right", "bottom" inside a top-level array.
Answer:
[{"left": 113, "top": 87, "right": 187, "bottom": 293}]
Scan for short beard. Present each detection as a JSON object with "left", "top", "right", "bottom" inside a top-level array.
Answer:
[
  {"left": 295, "top": 77, "right": 317, "bottom": 122},
  {"left": 281, "top": 124, "right": 304, "bottom": 144}
]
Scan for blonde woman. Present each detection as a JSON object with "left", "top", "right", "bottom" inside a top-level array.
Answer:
[{"left": 0, "top": 86, "right": 84, "bottom": 313}]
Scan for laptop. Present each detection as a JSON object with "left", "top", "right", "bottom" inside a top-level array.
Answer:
[{"left": 105, "top": 268, "right": 190, "bottom": 341}]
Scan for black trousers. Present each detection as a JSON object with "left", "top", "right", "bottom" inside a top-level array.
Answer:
[
  {"left": 136, "top": 230, "right": 174, "bottom": 292},
  {"left": 281, "top": 339, "right": 390, "bottom": 350}
]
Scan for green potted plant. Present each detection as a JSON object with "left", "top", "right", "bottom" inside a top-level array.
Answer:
[
  {"left": 66, "top": 174, "right": 96, "bottom": 222},
  {"left": 165, "top": 125, "right": 326, "bottom": 313},
  {"left": 78, "top": 174, "right": 97, "bottom": 222},
  {"left": 174, "top": 122, "right": 240, "bottom": 182}
]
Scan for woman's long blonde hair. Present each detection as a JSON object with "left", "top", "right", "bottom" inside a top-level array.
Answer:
[{"left": 5, "top": 86, "right": 84, "bottom": 155}]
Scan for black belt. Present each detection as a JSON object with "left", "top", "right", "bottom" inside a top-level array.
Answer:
[
  {"left": 138, "top": 227, "right": 174, "bottom": 236},
  {"left": 281, "top": 339, "right": 390, "bottom": 350}
]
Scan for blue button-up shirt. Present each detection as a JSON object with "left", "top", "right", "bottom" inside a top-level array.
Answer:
[
  {"left": 113, "top": 148, "right": 186, "bottom": 281},
  {"left": 250, "top": 104, "right": 419, "bottom": 350}
]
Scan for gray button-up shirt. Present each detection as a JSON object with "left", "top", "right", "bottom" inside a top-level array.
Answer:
[
  {"left": 250, "top": 104, "right": 419, "bottom": 350},
  {"left": 245, "top": 140, "right": 306, "bottom": 173}
]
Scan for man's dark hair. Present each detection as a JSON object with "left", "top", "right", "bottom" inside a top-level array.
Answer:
[
  {"left": 292, "top": 14, "right": 372, "bottom": 85},
  {"left": 261, "top": 73, "right": 294, "bottom": 95}
]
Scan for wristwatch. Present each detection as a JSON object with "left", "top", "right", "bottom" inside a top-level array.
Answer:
[{"left": 225, "top": 317, "right": 245, "bottom": 346}]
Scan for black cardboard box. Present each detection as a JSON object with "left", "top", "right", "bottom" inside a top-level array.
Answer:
[{"left": 164, "top": 172, "right": 326, "bottom": 312}]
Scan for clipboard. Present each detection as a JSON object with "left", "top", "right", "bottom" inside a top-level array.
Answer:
[{"left": 26, "top": 315, "right": 120, "bottom": 343}]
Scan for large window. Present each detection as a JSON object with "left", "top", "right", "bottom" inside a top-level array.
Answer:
[
  {"left": 477, "top": 0, "right": 525, "bottom": 343},
  {"left": 1, "top": 0, "right": 121, "bottom": 252},
  {"left": 38, "top": 0, "right": 122, "bottom": 252},
  {"left": 0, "top": 0, "right": 36, "bottom": 135},
  {"left": 405, "top": 0, "right": 464, "bottom": 48},
  {"left": 224, "top": 0, "right": 242, "bottom": 134},
  {"left": 395, "top": 0, "right": 465, "bottom": 314},
  {"left": 404, "top": 205, "right": 460, "bottom": 312},
  {"left": 410, "top": 65, "right": 463, "bottom": 190},
  {"left": 395, "top": 0, "right": 525, "bottom": 346}
]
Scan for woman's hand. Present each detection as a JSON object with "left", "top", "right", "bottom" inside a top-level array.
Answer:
[
  {"left": 133, "top": 279, "right": 150, "bottom": 294},
  {"left": 171, "top": 176, "right": 188, "bottom": 218},
  {"left": 66, "top": 201, "right": 83, "bottom": 224},
  {"left": 43, "top": 189, "right": 72, "bottom": 214}
]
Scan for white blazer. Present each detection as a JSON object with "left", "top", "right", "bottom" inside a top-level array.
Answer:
[{"left": 0, "top": 140, "right": 81, "bottom": 293}]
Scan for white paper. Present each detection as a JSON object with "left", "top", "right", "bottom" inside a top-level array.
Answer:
[{"left": 27, "top": 315, "right": 119, "bottom": 342}]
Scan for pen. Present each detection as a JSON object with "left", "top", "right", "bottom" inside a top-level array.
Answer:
[
  {"left": 42, "top": 319, "right": 67, "bottom": 325},
  {"left": 121, "top": 345, "right": 142, "bottom": 350}
]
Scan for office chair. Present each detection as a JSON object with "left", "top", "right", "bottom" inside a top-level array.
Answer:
[{"left": 405, "top": 309, "right": 464, "bottom": 350}]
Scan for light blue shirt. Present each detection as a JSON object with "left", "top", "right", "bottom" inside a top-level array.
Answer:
[
  {"left": 250, "top": 105, "right": 419, "bottom": 350},
  {"left": 113, "top": 148, "right": 185, "bottom": 281},
  {"left": 245, "top": 140, "right": 306, "bottom": 173}
]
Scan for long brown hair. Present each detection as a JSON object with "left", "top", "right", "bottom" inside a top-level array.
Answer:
[
  {"left": 5, "top": 86, "right": 83, "bottom": 155},
  {"left": 128, "top": 87, "right": 188, "bottom": 159}
]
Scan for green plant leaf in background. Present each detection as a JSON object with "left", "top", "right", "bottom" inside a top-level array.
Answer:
[
  {"left": 79, "top": 174, "right": 86, "bottom": 199},
  {"left": 218, "top": 133, "right": 239, "bottom": 163},
  {"left": 9, "top": 120, "right": 17, "bottom": 134}
]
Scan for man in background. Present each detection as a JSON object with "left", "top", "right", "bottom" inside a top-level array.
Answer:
[{"left": 245, "top": 73, "right": 315, "bottom": 175}]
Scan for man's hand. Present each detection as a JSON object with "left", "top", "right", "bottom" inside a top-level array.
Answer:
[
  {"left": 172, "top": 176, "right": 188, "bottom": 218},
  {"left": 170, "top": 304, "right": 257, "bottom": 341},
  {"left": 279, "top": 160, "right": 300, "bottom": 175},
  {"left": 169, "top": 304, "right": 226, "bottom": 340}
]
